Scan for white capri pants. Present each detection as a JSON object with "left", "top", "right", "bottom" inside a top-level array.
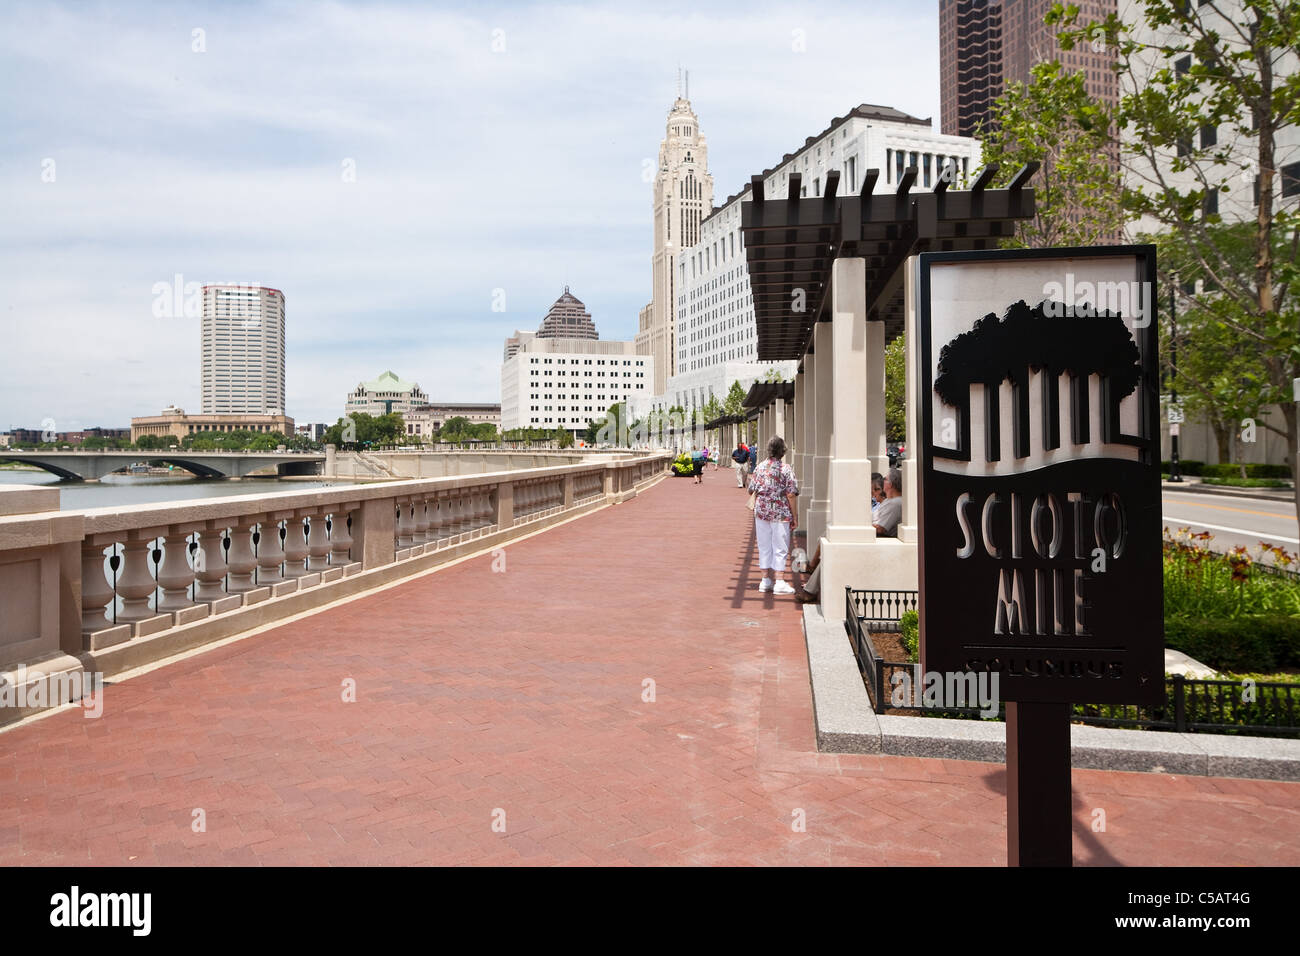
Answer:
[{"left": 755, "top": 518, "right": 791, "bottom": 572}]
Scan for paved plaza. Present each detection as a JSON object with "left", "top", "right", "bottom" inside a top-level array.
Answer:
[{"left": 1, "top": 473, "right": 1298, "bottom": 866}]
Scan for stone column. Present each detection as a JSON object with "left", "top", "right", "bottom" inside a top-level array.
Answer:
[
  {"left": 808, "top": 320, "right": 834, "bottom": 548},
  {"left": 821, "top": 257, "right": 878, "bottom": 607},
  {"left": 496, "top": 480, "right": 514, "bottom": 531},
  {"left": 900, "top": 255, "right": 921, "bottom": 543},
  {"left": 867, "top": 321, "right": 889, "bottom": 479},
  {"left": 353, "top": 497, "right": 396, "bottom": 569},
  {"left": 799, "top": 363, "right": 815, "bottom": 526}
]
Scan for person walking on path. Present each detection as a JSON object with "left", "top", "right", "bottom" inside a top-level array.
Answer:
[
  {"left": 731, "top": 442, "right": 749, "bottom": 487},
  {"left": 745, "top": 442, "right": 758, "bottom": 480},
  {"left": 691, "top": 447, "right": 706, "bottom": 484},
  {"left": 874, "top": 467, "right": 903, "bottom": 537},
  {"left": 748, "top": 436, "right": 799, "bottom": 595}
]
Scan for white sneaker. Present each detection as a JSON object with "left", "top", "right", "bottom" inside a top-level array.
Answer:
[
  {"left": 773, "top": 580, "right": 796, "bottom": 595},
  {"left": 758, "top": 578, "right": 774, "bottom": 592}
]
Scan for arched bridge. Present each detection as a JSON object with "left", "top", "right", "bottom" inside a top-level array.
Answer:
[{"left": 0, "top": 450, "right": 326, "bottom": 481}]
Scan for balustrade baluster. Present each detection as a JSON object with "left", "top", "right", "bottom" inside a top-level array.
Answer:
[
  {"left": 116, "top": 537, "right": 162, "bottom": 623},
  {"left": 283, "top": 516, "right": 310, "bottom": 577},
  {"left": 194, "top": 527, "right": 230, "bottom": 601},
  {"left": 328, "top": 510, "right": 354, "bottom": 565},
  {"left": 429, "top": 495, "right": 445, "bottom": 547},
  {"left": 226, "top": 521, "right": 260, "bottom": 591},
  {"left": 413, "top": 495, "right": 431, "bottom": 544},
  {"left": 155, "top": 531, "right": 197, "bottom": 611},
  {"left": 256, "top": 519, "right": 287, "bottom": 585},
  {"left": 306, "top": 513, "right": 330, "bottom": 570},
  {"left": 81, "top": 541, "right": 114, "bottom": 633}
]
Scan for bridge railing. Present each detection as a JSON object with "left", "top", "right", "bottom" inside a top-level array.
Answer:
[{"left": 0, "top": 454, "right": 670, "bottom": 722}]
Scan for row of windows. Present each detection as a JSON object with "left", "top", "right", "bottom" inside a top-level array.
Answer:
[
  {"left": 529, "top": 371, "right": 641, "bottom": 379},
  {"left": 528, "top": 358, "right": 643, "bottom": 366}
]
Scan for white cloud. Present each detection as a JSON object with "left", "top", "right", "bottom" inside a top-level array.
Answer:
[{"left": 0, "top": 0, "right": 940, "bottom": 426}]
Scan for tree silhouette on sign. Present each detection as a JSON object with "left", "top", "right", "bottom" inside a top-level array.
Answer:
[{"left": 933, "top": 299, "right": 1142, "bottom": 460}]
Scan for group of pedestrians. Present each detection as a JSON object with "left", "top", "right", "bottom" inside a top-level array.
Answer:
[
  {"left": 730, "top": 441, "right": 757, "bottom": 488},
  {"left": 738, "top": 436, "right": 904, "bottom": 602}
]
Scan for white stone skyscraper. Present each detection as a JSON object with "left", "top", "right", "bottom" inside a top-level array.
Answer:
[
  {"left": 637, "top": 79, "right": 713, "bottom": 396},
  {"left": 200, "top": 284, "right": 286, "bottom": 415}
]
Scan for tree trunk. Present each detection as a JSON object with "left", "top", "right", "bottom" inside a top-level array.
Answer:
[
  {"left": 1214, "top": 424, "right": 1231, "bottom": 466},
  {"left": 1284, "top": 403, "right": 1300, "bottom": 530}
]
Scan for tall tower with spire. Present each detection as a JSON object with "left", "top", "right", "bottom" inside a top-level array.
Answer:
[{"left": 636, "top": 76, "right": 713, "bottom": 396}]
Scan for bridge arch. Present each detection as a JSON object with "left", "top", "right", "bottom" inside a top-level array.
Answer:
[{"left": 0, "top": 456, "right": 84, "bottom": 480}]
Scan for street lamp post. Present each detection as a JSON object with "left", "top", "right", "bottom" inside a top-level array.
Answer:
[{"left": 1169, "top": 277, "right": 1183, "bottom": 482}]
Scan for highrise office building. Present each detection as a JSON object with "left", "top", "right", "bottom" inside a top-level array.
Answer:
[
  {"left": 537, "top": 287, "right": 598, "bottom": 340},
  {"left": 200, "top": 284, "right": 286, "bottom": 415},
  {"left": 940, "top": 0, "right": 1004, "bottom": 138},
  {"left": 638, "top": 104, "right": 980, "bottom": 418},
  {"left": 637, "top": 80, "right": 714, "bottom": 396},
  {"left": 939, "top": 0, "right": 1117, "bottom": 138}
]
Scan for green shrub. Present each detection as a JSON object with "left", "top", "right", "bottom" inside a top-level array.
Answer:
[
  {"left": 1161, "top": 459, "right": 1204, "bottom": 476},
  {"left": 1164, "top": 614, "right": 1300, "bottom": 672},
  {"left": 1200, "top": 477, "right": 1292, "bottom": 487},
  {"left": 899, "top": 609, "right": 919, "bottom": 663},
  {"left": 1200, "top": 463, "right": 1292, "bottom": 479}
]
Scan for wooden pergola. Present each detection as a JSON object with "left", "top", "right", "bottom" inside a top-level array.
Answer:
[
  {"left": 742, "top": 162, "right": 1038, "bottom": 357},
  {"left": 738, "top": 162, "right": 1038, "bottom": 610}
]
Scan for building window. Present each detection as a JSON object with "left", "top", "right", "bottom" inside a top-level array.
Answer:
[
  {"left": 1203, "top": 189, "right": 1218, "bottom": 217},
  {"left": 1200, "top": 124, "right": 1217, "bottom": 148},
  {"left": 1282, "top": 161, "right": 1300, "bottom": 198}
]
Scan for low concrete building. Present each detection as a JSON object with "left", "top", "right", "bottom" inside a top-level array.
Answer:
[
  {"left": 131, "top": 407, "right": 295, "bottom": 443},
  {"left": 404, "top": 403, "right": 501, "bottom": 440},
  {"left": 345, "top": 371, "right": 429, "bottom": 417}
]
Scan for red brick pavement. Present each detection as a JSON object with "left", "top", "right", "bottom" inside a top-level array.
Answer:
[{"left": 1, "top": 470, "right": 1298, "bottom": 866}]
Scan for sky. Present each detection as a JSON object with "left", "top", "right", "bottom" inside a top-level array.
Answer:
[{"left": 0, "top": 0, "right": 942, "bottom": 430}]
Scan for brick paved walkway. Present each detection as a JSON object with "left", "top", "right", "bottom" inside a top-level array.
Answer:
[{"left": 2, "top": 468, "right": 1298, "bottom": 865}]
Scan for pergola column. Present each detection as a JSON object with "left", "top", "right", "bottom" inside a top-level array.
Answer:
[
  {"left": 867, "top": 321, "right": 889, "bottom": 479},
  {"left": 793, "top": 370, "right": 807, "bottom": 510},
  {"left": 799, "top": 354, "right": 816, "bottom": 527},
  {"left": 773, "top": 397, "right": 785, "bottom": 438},
  {"left": 808, "top": 319, "right": 834, "bottom": 547},
  {"left": 900, "top": 254, "right": 921, "bottom": 543},
  {"left": 821, "top": 258, "right": 877, "bottom": 605}
]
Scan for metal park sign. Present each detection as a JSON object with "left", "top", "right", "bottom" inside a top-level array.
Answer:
[
  {"left": 914, "top": 246, "right": 1163, "bottom": 866},
  {"left": 917, "top": 246, "right": 1163, "bottom": 706}
]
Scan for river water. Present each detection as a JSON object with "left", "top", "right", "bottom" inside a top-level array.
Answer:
[{"left": 0, "top": 469, "right": 356, "bottom": 511}]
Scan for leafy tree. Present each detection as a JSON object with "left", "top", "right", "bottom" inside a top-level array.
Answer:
[
  {"left": 553, "top": 427, "right": 574, "bottom": 448},
  {"left": 1053, "top": 0, "right": 1300, "bottom": 518},
  {"left": 884, "top": 335, "right": 906, "bottom": 442},
  {"left": 134, "top": 434, "right": 169, "bottom": 450},
  {"left": 977, "top": 59, "right": 1125, "bottom": 246},
  {"left": 724, "top": 380, "right": 746, "bottom": 416}
]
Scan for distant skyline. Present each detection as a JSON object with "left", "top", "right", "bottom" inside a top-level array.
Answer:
[{"left": 1, "top": 0, "right": 943, "bottom": 429}]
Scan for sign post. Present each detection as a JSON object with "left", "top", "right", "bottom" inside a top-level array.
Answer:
[{"left": 916, "top": 246, "right": 1164, "bottom": 867}]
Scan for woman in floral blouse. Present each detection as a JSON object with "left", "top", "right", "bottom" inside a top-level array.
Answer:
[{"left": 748, "top": 435, "right": 800, "bottom": 595}]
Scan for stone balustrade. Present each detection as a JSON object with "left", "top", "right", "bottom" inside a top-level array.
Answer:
[{"left": 0, "top": 455, "right": 669, "bottom": 725}]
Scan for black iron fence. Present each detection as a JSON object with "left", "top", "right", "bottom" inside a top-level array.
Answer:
[{"left": 845, "top": 587, "right": 1300, "bottom": 736}]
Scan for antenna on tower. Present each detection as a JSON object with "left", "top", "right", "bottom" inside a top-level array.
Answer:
[
  {"left": 676, "top": 65, "right": 681, "bottom": 98},
  {"left": 685, "top": 70, "right": 689, "bottom": 100}
]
